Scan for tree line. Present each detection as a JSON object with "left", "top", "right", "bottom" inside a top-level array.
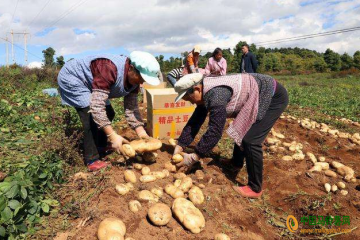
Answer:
[
  {"left": 42, "top": 42, "right": 360, "bottom": 75},
  {"left": 156, "top": 41, "right": 360, "bottom": 74}
]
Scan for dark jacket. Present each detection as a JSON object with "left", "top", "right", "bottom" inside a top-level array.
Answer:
[{"left": 240, "top": 52, "right": 257, "bottom": 73}]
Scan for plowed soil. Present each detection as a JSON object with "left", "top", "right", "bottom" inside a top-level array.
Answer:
[{"left": 56, "top": 114, "right": 360, "bottom": 240}]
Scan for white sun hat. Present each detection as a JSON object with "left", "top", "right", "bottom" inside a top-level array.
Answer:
[{"left": 174, "top": 73, "right": 204, "bottom": 103}]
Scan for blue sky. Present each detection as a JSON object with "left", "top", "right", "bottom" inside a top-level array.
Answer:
[{"left": 0, "top": 0, "right": 359, "bottom": 66}]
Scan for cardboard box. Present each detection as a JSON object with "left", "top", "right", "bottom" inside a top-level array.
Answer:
[
  {"left": 142, "top": 82, "right": 167, "bottom": 104},
  {"left": 146, "top": 88, "right": 195, "bottom": 139}
]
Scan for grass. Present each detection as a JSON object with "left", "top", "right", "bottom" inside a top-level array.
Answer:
[{"left": 275, "top": 73, "right": 360, "bottom": 132}]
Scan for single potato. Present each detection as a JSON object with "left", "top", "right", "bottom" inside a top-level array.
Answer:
[
  {"left": 98, "top": 218, "right": 126, "bottom": 240},
  {"left": 147, "top": 203, "right": 172, "bottom": 226}
]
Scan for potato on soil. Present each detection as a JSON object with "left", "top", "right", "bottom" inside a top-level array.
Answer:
[
  {"left": 324, "top": 170, "right": 337, "bottom": 178},
  {"left": 314, "top": 162, "right": 329, "bottom": 170},
  {"left": 168, "top": 138, "right": 177, "bottom": 146},
  {"left": 215, "top": 233, "right": 231, "bottom": 240},
  {"left": 140, "top": 175, "right": 157, "bottom": 183},
  {"left": 331, "top": 184, "right": 338, "bottom": 192},
  {"left": 336, "top": 166, "right": 355, "bottom": 182},
  {"left": 324, "top": 183, "right": 331, "bottom": 193},
  {"left": 164, "top": 162, "right": 176, "bottom": 172},
  {"left": 116, "top": 184, "right": 130, "bottom": 196},
  {"left": 150, "top": 171, "right": 166, "bottom": 179},
  {"left": 141, "top": 167, "right": 151, "bottom": 175},
  {"left": 162, "top": 169, "right": 170, "bottom": 177},
  {"left": 174, "top": 172, "right": 187, "bottom": 179},
  {"left": 129, "top": 200, "right": 142, "bottom": 212},
  {"left": 309, "top": 165, "right": 322, "bottom": 172},
  {"left": 195, "top": 170, "right": 205, "bottom": 180},
  {"left": 138, "top": 190, "right": 159, "bottom": 202},
  {"left": 151, "top": 187, "right": 164, "bottom": 198},
  {"left": 178, "top": 177, "right": 193, "bottom": 193},
  {"left": 98, "top": 218, "right": 126, "bottom": 240},
  {"left": 125, "top": 183, "right": 134, "bottom": 191},
  {"left": 337, "top": 182, "right": 346, "bottom": 189},
  {"left": 124, "top": 170, "right": 137, "bottom": 183},
  {"left": 340, "top": 190, "right": 348, "bottom": 196},
  {"left": 172, "top": 198, "right": 205, "bottom": 234},
  {"left": 130, "top": 138, "right": 162, "bottom": 154},
  {"left": 147, "top": 203, "right": 172, "bottom": 226},
  {"left": 133, "top": 163, "right": 143, "bottom": 170},
  {"left": 306, "top": 152, "right": 317, "bottom": 164},
  {"left": 143, "top": 152, "right": 158, "bottom": 163},
  {"left": 165, "top": 184, "right": 185, "bottom": 199},
  {"left": 172, "top": 154, "right": 184, "bottom": 163},
  {"left": 189, "top": 186, "right": 205, "bottom": 205},
  {"left": 282, "top": 156, "right": 293, "bottom": 161},
  {"left": 123, "top": 144, "right": 136, "bottom": 158}
]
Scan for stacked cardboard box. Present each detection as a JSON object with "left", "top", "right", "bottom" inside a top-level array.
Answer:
[{"left": 146, "top": 88, "right": 195, "bottom": 139}]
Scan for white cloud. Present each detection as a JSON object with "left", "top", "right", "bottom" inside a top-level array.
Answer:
[
  {"left": 27, "top": 61, "right": 43, "bottom": 69},
  {"left": 0, "top": 0, "right": 359, "bottom": 60}
]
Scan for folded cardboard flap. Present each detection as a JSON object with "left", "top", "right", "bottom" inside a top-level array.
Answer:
[
  {"left": 146, "top": 88, "right": 195, "bottom": 139},
  {"left": 142, "top": 82, "right": 167, "bottom": 104}
]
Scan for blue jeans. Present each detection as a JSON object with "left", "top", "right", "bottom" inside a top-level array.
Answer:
[{"left": 166, "top": 75, "right": 177, "bottom": 87}]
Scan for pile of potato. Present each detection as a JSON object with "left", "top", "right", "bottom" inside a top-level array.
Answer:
[
  {"left": 105, "top": 151, "right": 210, "bottom": 238},
  {"left": 337, "top": 117, "right": 360, "bottom": 127},
  {"left": 281, "top": 114, "right": 360, "bottom": 146},
  {"left": 122, "top": 138, "right": 163, "bottom": 162}
]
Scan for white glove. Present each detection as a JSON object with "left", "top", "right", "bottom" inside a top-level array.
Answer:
[
  {"left": 176, "top": 153, "right": 199, "bottom": 170},
  {"left": 135, "top": 126, "right": 149, "bottom": 139},
  {"left": 173, "top": 145, "right": 183, "bottom": 155},
  {"left": 107, "top": 132, "right": 130, "bottom": 155}
]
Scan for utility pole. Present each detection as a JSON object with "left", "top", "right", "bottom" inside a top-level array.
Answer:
[
  {"left": 8, "top": 30, "right": 30, "bottom": 66},
  {"left": 11, "top": 30, "right": 14, "bottom": 63},
  {"left": 5, "top": 36, "right": 9, "bottom": 68},
  {"left": 24, "top": 31, "right": 29, "bottom": 65}
]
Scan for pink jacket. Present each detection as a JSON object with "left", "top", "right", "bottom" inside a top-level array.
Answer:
[{"left": 205, "top": 57, "right": 227, "bottom": 76}]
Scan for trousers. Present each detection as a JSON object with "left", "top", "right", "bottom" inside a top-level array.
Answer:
[
  {"left": 75, "top": 105, "right": 115, "bottom": 164},
  {"left": 233, "top": 82, "right": 288, "bottom": 192}
]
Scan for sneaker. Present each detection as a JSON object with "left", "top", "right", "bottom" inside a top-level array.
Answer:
[
  {"left": 87, "top": 160, "right": 110, "bottom": 172},
  {"left": 232, "top": 185, "right": 263, "bottom": 198}
]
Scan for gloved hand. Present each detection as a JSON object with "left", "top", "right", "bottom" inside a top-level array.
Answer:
[
  {"left": 176, "top": 152, "right": 199, "bottom": 171},
  {"left": 173, "top": 145, "right": 183, "bottom": 155},
  {"left": 135, "top": 126, "right": 149, "bottom": 139},
  {"left": 107, "top": 132, "right": 130, "bottom": 156}
]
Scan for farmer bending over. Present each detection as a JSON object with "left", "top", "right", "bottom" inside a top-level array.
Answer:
[
  {"left": 173, "top": 73, "right": 288, "bottom": 198},
  {"left": 58, "top": 52, "right": 160, "bottom": 171}
]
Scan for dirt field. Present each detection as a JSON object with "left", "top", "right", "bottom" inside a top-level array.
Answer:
[{"left": 55, "top": 113, "right": 360, "bottom": 240}]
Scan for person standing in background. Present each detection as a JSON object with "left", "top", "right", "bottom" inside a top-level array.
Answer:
[
  {"left": 183, "top": 45, "right": 201, "bottom": 74},
  {"left": 205, "top": 48, "right": 227, "bottom": 76},
  {"left": 240, "top": 44, "right": 257, "bottom": 73}
]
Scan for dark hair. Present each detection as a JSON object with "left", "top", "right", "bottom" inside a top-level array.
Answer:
[
  {"left": 212, "top": 48, "right": 222, "bottom": 58},
  {"left": 186, "top": 79, "right": 204, "bottom": 95},
  {"left": 242, "top": 44, "right": 249, "bottom": 49}
]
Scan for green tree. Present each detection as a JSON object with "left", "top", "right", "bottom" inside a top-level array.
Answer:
[
  {"left": 56, "top": 56, "right": 65, "bottom": 68},
  {"left": 353, "top": 51, "right": 360, "bottom": 70},
  {"left": 42, "top": 47, "right": 56, "bottom": 67},
  {"left": 324, "top": 48, "right": 341, "bottom": 71},
  {"left": 340, "top": 53, "right": 353, "bottom": 70},
  {"left": 313, "top": 57, "right": 327, "bottom": 72}
]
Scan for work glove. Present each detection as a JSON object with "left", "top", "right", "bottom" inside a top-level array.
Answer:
[
  {"left": 176, "top": 152, "right": 200, "bottom": 171},
  {"left": 135, "top": 126, "right": 150, "bottom": 139},
  {"left": 173, "top": 145, "right": 183, "bottom": 155},
  {"left": 107, "top": 132, "right": 130, "bottom": 156}
]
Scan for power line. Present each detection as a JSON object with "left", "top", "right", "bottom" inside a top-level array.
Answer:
[
  {"left": 255, "top": 26, "right": 360, "bottom": 46},
  {"left": 28, "top": 0, "right": 53, "bottom": 27},
  {"left": 11, "top": 0, "right": 20, "bottom": 23},
  {"left": 0, "top": 37, "right": 42, "bottom": 60},
  {"left": 44, "top": 0, "right": 90, "bottom": 30}
]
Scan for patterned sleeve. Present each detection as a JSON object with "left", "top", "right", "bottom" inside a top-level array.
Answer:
[
  {"left": 124, "top": 88, "right": 144, "bottom": 129},
  {"left": 195, "top": 87, "right": 231, "bottom": 156},
  {"left": 177, "top": 105, "right": 208, "bottom": 148},
  {"left": 90, "top": 89, "right": 111, "bottom": 129}
]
